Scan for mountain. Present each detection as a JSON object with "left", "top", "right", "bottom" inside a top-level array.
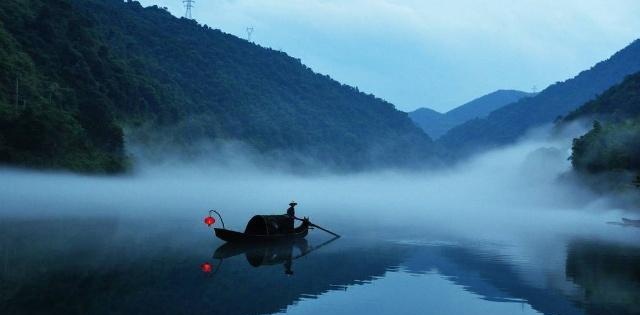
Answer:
[
  {"left": 564, "top": 72, "right": 640, "bottom": 123},
  {"left": 446, "top": 90, "right": 534, "bottom": 124},
  {"left": 408, "top": 108, "right": 449, "bottom": 139},
  {"left": 409, "top": 90, "right": 533, "bottom": 139},
  {"left": 439, "top": 39, "right": 640, "bottom": 156},
  {"left": 564, "top": 72, "right": 640, "bottom": 174},
  {"left": 0, "top": 0, "right": 438, "bottom": 173}
]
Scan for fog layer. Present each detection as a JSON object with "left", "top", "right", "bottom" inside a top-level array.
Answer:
[{"left": 1, "top": 123, "right": 638, "bottom": 247}]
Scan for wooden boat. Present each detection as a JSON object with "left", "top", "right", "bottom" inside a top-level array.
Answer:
[{"left": 214, "top": 214, "right": 310, "bottom": 243}]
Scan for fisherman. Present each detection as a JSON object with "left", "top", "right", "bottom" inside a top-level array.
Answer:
[{"left": 285, "top": 201, "right": 297, "bottom": 233}]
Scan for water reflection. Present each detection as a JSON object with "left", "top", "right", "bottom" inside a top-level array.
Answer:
[
  {"left": 1, "top": 217, "right": 640, "bottom": 315},
  {"left": 403, "top": 244, "right": 583, "bottom": 315},
  {"left": 0, "top": 218, "right": 405, "bottom": 315},
  {"left": 212, "top": 236, "right": 339, "bottom": 275},
  {"left": 566, "top": 240, "right": 640, "bottom": 315}
]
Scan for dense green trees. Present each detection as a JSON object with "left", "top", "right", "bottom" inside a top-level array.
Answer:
[
  {"left": 0, "top": 0, "right": 135, "bottom": 172},
  {"left": 570, "top": 120, "right": 640, "bottom": 173},
  {"left": 0, "top": 0, "right": 437, "bottom": 172},
  {"left": 566, "top": 72, "right": 640, "bottom": 176}
]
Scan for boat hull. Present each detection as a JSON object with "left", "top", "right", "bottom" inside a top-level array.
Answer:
[{"left": 214, "top": 221, "right": 309, "bottom": 243}]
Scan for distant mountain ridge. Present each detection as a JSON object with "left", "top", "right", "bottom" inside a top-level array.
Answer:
[
  {"left": 439, "top": 39, "right": 640, "bottom": 156},
  {"left": 409, "top": 90, "right": 533, "bottom": 139},
  {"left": 408, "top": 107, "right": 451, "bottom": 140}
]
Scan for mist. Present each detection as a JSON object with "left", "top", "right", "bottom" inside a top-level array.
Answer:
[
  {"left": 4, "top": 121, "right": 640, "bottom": 315},
  {"left": 2, "top": 122, "right": 637, "bottom": 250}
]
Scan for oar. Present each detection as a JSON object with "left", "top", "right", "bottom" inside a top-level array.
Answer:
[{"left": 294, "top": 217, "right": 340, "bottom": 237}]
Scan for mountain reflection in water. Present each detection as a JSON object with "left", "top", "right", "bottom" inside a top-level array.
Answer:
[
  {"left": 566, "top": 240, "right": 640, "bottom": 315},
  {"left": 0, "top": 218, "right": 639, "bottom": 315}
]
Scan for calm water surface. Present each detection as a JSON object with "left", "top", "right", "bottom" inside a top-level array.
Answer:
[{"left": 1, "top": 216, "right": 639, "bottom": 315}]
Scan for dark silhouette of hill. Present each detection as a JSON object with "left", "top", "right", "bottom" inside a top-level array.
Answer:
[
  {"left": 0, "top": 0, "right": 437, "bottom": 173},
  {"left": 409, "top": 107, "right": 448, "bottom": 138},
  {"left": 409, "top": 90, "right": 533, "bottom": 139},
  {"left": 439, "top": 39, "right": 640, "bottom": 157},
  {"left": 564, "top": 72, "right": 640, "bottom": 123}
]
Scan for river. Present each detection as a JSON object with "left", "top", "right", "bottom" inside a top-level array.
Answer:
[{"left": 1, "top": 128, "right": 639, "bottom": 315}]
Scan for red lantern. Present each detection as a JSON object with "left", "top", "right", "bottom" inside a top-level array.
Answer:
[
  {"left": 201, "top": 262, "right": 213, "bottom": 273},
  {"left": 204, "top": 216, "right": 215, "bottom": 226}
]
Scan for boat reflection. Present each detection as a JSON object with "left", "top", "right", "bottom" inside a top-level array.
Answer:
[
  {"left": 212, "top": 236, "right": 340, "bottom": 275},
  {"left": 1, "top": 219, "right": 406, "bottom": 315}
]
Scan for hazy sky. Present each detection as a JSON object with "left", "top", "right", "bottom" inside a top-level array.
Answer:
[{"left": 138, "top": 0, "right": 640, "bottom": 112}]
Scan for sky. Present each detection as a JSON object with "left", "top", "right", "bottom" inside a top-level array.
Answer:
[{"left": 137, "top": 0, "right": 640, "bottom": 112}]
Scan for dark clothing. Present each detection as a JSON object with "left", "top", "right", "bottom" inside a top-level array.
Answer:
[{"left": 286, "top": 205, "right": 296, "bottom": 232}]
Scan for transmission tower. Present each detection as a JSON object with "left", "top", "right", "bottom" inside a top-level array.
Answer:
[
  {"left": 183, "top": 0, "right": 194, "bottom": 19},
  {"left": 246, "top": 27, "right": 254, "bottom": 42}
]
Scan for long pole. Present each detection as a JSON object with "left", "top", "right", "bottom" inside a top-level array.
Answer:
[{"left": 294, "top": 217, "right": 340, "bottom": 237}]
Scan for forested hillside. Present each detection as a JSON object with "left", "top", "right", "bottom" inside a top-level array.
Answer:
[
  {"left": 409, "top": 90, "right": 532, "bottom": 139},
  {"left": 565, "top": 72, "right": 640, "bottom": 174},
  {"left": 0, "top": 0, "right": 438, "bottom": 173},
  {"left": 0, "top": 0, "right": 138, "bottom": 172},
  {"left": 564, "top": 72, "right": 640, "bottom": 123},
  {"left": 439, "top": 39, "right": 640, "bottom": 156}
]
